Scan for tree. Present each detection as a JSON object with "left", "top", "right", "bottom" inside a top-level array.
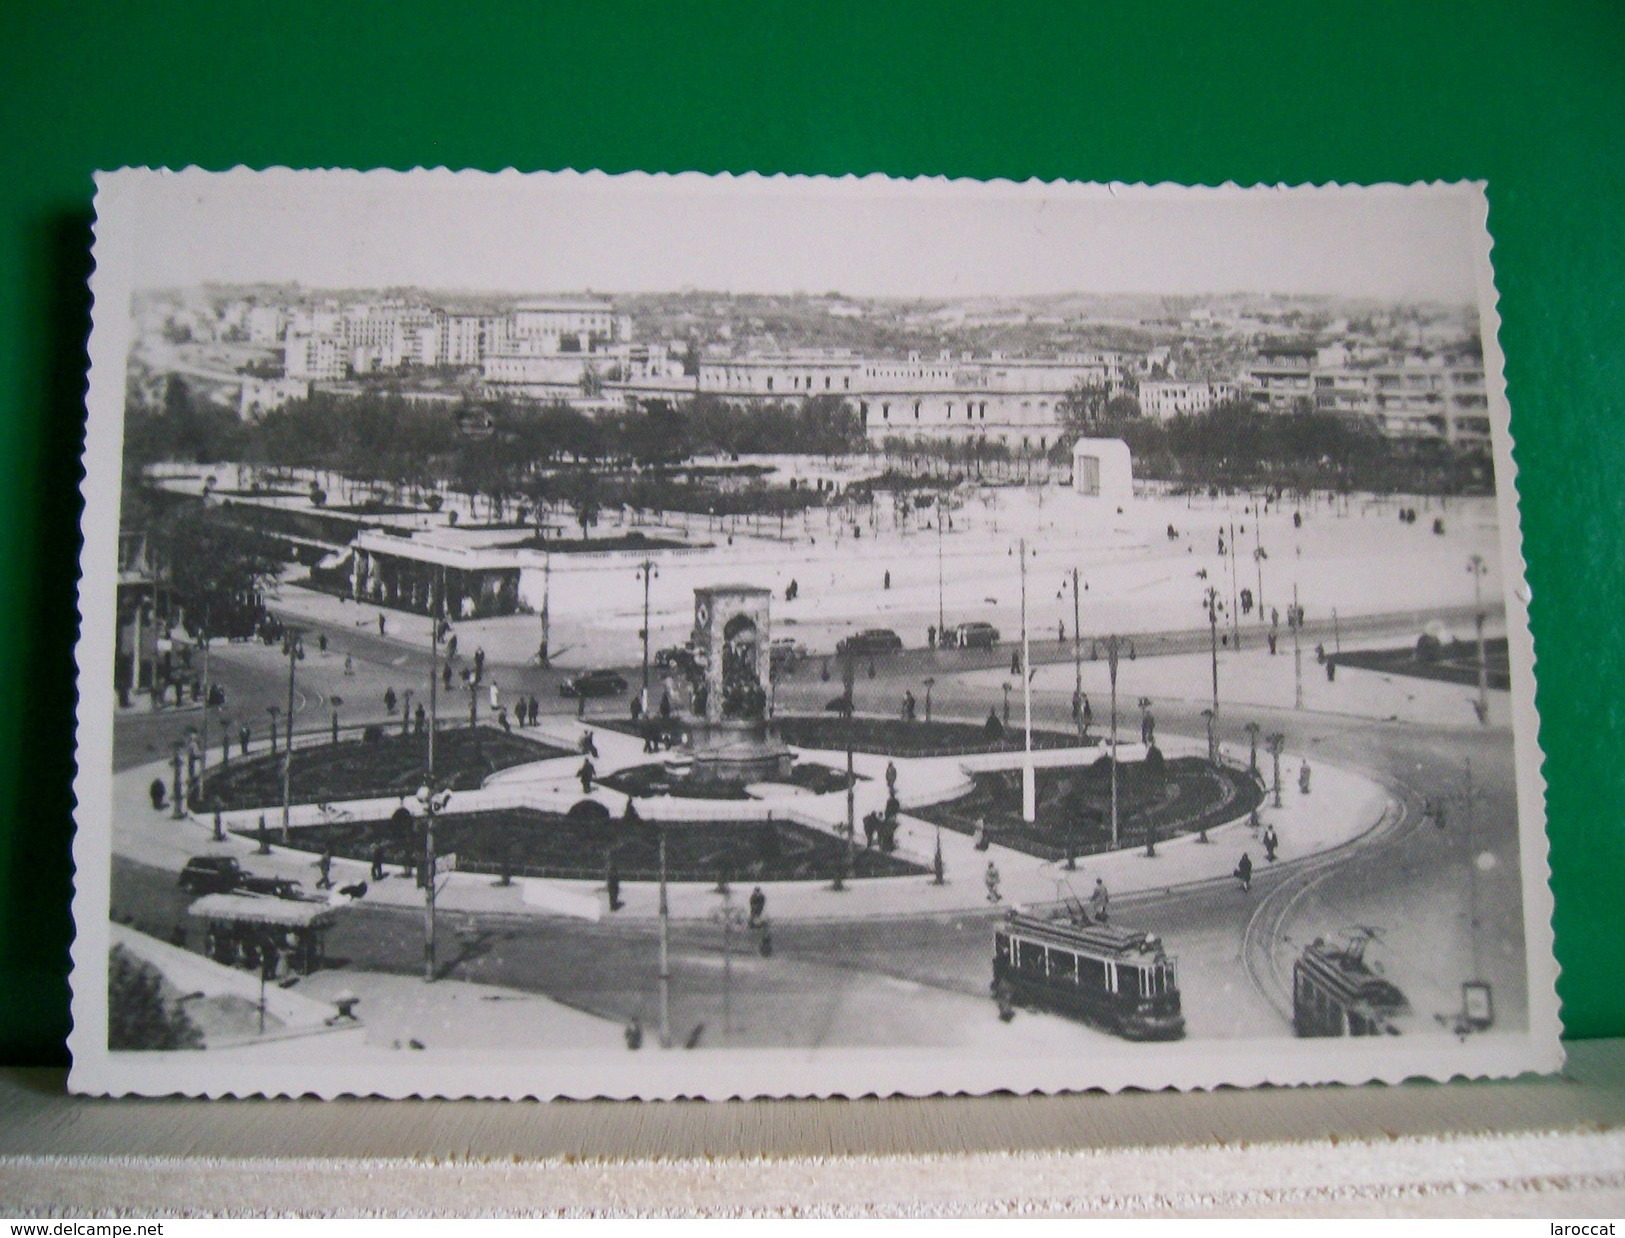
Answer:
[
  {"left": 562, "top": 469, "right": 602, "bottom": 540},
  {"left": 155, "top": 499, "right": 286, "bottom": 633},
  {"left": 108, "top": 946, "right": 203, "bottom": 1050},
  {"left": 1057, "top": 380, "right": 1114, "bottom": 431}
]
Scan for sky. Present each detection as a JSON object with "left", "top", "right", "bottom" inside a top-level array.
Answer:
[{"left": 98, "top": 170, "right": 1489, "bottom": 303}]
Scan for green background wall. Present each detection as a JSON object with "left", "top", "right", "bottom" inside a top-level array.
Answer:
[{"left": 2, "top": 1, "right": 1621, "bottom": 1063}]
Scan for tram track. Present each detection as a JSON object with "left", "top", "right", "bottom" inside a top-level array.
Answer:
[{"left": 1239, "top": 772, "right": 1428, "bottom": 1026}]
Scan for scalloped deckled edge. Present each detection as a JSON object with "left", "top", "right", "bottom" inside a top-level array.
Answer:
[{"left": 67, "top": 170, "right": 1562, "bottom": 1101}]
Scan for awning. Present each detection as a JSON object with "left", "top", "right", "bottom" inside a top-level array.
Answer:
[{"left": 188, "top": 893, "right": 342, "bottom": 930}]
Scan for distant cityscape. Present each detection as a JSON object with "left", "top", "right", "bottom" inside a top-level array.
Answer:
[{"left": 132, "top": 287, "right": 1490, "bottom": 455}]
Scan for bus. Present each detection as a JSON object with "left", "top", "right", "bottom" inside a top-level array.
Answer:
[
  {"left": 1292, "top": 929, "right": 1411, "bottom": 1037},
  {"left": 992, "top": 910, "right": 1185, "bottom": 1040}
]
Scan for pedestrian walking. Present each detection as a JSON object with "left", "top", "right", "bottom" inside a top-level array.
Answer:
[
  {"left": 1141, "top": 709, "right": 1155, "bottom": 746},
  {"left": 344, "top": 653, "right": 355, "bottom": 676},
  {"left": 748, "top": 885, "right": 766, "bottom": 927},
  {"left": 1058, "top": 619, "right": 1066, "bottom": 644},
  {"left": 318, "top": 632, "right": 328, "bottom": 653},
  {"left": 384, "top": 686, "right": 397, "bottom": 715},
  {"left": 474, "top": 647, "right": 485, "bottom": 680},
  {"left": 883, "top": 569, "right": 891, "bottom": 590},
  {"left": 149, "top": 777, "right": 166, "bottom": 811},
  {"left": 1011, "top": 648, "right": 1021, "bottom": 676},
  {"left": 415, "top": 703, "right": 426, "bottom": 734},
  {"left": 1234, "top": 851, "right": 1253, "bottom": 893},
  {"left": 318, "top": 847, "right": 333, "bottom": 889},
  {"left": 498, "top": 705, "right": 511, "bottom": 732},
  {"left": 582, "top": 731, "right": 599, "bottom": 758},
  {"left": 446, "top": 633, "right": 458, "bottom": 660},
  {"left": 1298, "top": 762, "right": 1312, "bottom": 795},
  {"left": 984, "top": 860, "right": 1002, "bottom": 904},
  {"left": 885, "top": 760, "right": 898, "bottom": 794},
  {"left": 378, "top": 613, "right": 386, "bottom": 636},
  {"left": 239, "top": 723, "right": 250, "bottom": 756},
  {"left": 606, "top": 856, "right": 622, "bottom": 912},
  {"left": 579, "top": 757, "right": 595, "bottom": 794},
  {"left": 1263, "top": 825, "right": 1279, "bottom": 863},
  {"left": 442, "top": 662, "right": 453, "bottom": 690},
  {"left": 973, "top": 815, "right": 990, "bottom": 851},
  {"left": 1090, "top": 877, "right": 1110, "bottom": 924},
  {"left": 370, "top": 843, "right": 385, "bottom": 882}
]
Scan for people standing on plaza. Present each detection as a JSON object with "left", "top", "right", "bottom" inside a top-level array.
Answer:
[
  {"left": 1262, "top": 824, "right": 1279, "bottom": 863},
  {"left": 1011, "top": 648, "right": 1021, "bottom": 676},
  {"left": 442, "top": 662, "right": 453, "bottom": 691},
  {"left": 605, "top": 854, "right": 622, "bottom": 912},
  {"left": 344, "top": 652, "right": 355, "bottom": 676},
  {"left": 1141, "top": 708, "right": 1155, "bottom": 747},
  {"left": 378, "top": 613, "right": 386, "bottom": 637},
  {"left": 883, "top": 569, "right": 891, "bottom": 590},
  {"left": 885, "top": 760, "right": 898, "bottom": 795},
  {"left": 1234, "top": 851, "right": 1253, "bottom": 893},
  {"left": 927, "top": 625, "right": 937, "bottom": 649},
  {"left": 384, "top": 687, "right": 397, "bottom": 715},
  {"left": 498, "top": 705, "right": 510, "bottom": 732},
  {"left": 1299, "top": 762, "right": 1312, "bottom": 795},
  {"left": 474, "top": 647, "right": 486, "bottom": 681},
  {"left": 985, "top": 860, "right": 1002, "bottom": 904},
  {"left": 748, "top": 886, "right": 766, "bottom": 927},
  {"left": 446, "top": 633, "right": 458, "bottom": 660},
  {"left": 370, "top": 842, "right": 385, "bottom": 881},
  {"left": 579, "top": 757, "right": 595, "bottom": 794},
  {"left": 415, "top": 702, "right": 426, "bottom": 734},
  {"left": 239, "top": 723, "right": 251, "bottom": 755},
  {"left": 317, "top": 847, "right": 333, "bottom": 890},
  {"left": 1090, "top": 877, "right": 1110, "bottom": 924},
  {"left": 149, "top": 777, "right": 166, "bottom": 811}
]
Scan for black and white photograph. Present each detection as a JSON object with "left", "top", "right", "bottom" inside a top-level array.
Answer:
[{"left": 68, "top": 170, "right": 1558, "bottom": 1098}]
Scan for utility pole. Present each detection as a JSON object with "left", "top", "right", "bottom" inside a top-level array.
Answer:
[
  {"left": 1020, "top": 539, "right": 1035, "bottom": 823},
  {"left": 936, "top": 495, "right": 946, "bottom": 643},
  {"left": 1071, "top": 566, "right": 1083, "bottom": 739},
  {"left": 658, "top": 821, "right": 671, "bottom": 1048},
  {"left": 840, "top": 651, "right": 856, "bottom": 889},
  {"left": 1468, "top": 554, "right": 1489, "bottom": 725},
  {"left": 1253, "top": 510, "right": 1265, "bottom": 623},
  {"left": 1203, "top": 586, "right": 1220, "bottom": 763},
  {"left": 538, "top": 550, "right": 551, "bottom": 667},
  {"left": 1228, "top": 520, "right": 1241, "bottom": 651},
  {"left": 1290, "top": 584, "right": 1304, "bottom": 711},
  {"left": 281, "top": 629, "right": 301, "bottom": 844},
  {"left": 1245, "top": 720, "right": 1260, "bottom": 776},
  {"left": 423, "top": 589, "right": 441, "bottom": 985}
]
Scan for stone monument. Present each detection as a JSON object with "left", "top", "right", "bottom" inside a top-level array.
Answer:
[{"left": 682, "top": 584, "right": 792, "bottom": 786}]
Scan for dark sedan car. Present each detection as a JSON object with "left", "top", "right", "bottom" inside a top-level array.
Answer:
[
  {"left": 559, "top": 668, "right": 630, "bottom": 698},
  {"left": 178, "top": 855, "right": 303, "bottom": 899},
  {"left": 835, "top": 628, "right": 904, "bottom": 656}
]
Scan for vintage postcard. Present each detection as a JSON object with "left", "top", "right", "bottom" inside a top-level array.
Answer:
[{"left": 69, "top": 170, "right": 1559, "bottom": 1098}]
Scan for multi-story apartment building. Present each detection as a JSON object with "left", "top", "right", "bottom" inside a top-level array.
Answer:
[
  {"left": 437, "top": 312, "right": 509, "bottom": 368},
  {"left": 246, "top": 305, "right": 286, "bottom": 346},
  {"left": 1140, "top": 379, "right": 1236, "bottom": 421},
  {"left": 283, "top": 334, "right": 349, "bottom": 381},
  {"left": 1249, "top": 341, "right": 1318, "bottom": 412},
  {"left": 510, "top": 299, "right": 621, "bottom": 352}
]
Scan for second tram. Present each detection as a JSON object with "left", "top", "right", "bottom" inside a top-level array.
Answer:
[{"left": 1292, "top": 930, "right": 1411, "bottom": 1037}]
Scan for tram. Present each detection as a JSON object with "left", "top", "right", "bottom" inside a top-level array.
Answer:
[
  {"left": 992, "top": 909, "right": 1185, "bottom": 1040},
  {"left": 1292, "top": 929, "right": 1411, "bottom": 1037}
]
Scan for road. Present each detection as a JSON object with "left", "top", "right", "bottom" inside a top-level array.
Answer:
[{"left": 110, "top": 600, "right": 1527, "bottom": 1048}]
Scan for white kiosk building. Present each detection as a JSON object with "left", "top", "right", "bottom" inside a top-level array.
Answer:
[{"left": 1071, "top": 437, "right": 1134, "bottom": 505}]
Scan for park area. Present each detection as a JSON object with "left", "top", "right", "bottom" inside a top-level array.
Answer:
[
  {"left": 914, "top": 752, "right": 1263, "bottom": 862},
  {"left": 200, "top": 726, "right": 569, "bottom": 811},
  {"left": 1334, "top": 636, "right": 1510, "bottom": 691},
  {"left": 272, "top": 807, "right": 926, "bottom": 884}
]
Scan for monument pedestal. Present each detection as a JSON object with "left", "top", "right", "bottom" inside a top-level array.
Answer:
[{"left": 684, "top": 718, "right": 792, "bottom": 787}]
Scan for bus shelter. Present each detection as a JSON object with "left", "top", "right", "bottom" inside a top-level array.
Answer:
[{"left": 188, "top": 893, "right": 342, "bottom": 978}]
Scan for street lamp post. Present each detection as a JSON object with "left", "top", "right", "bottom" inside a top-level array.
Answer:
[
  {"left": 923, "top": 676, "right": 935, "bottom": 724},
  {"left": 400, "top": 690, "right": 411, "bottom": 737},
  {"left": 1099, "top": 634, "right": 1134, "bottom": 850},
  {"left": 1227, "top": 521, "right": 1242, "bottom": 651},
  {"left": 637, "top": 558, "right": 658, "bottom": 715},
  {"left": 1468, "top": 554, "right": 1489, "bottom": 725},
  {"left": 538, "top": 550, "right": 551, "bottom": 667},
  {"left": 330, "top": 695, "right": 342, "bottom": 744},
  {"left": 1245, "top": 721, "right": 1261, "bottom": 776},
  {"left": 1002, "top": 681, "right": 1012, "bottom": 726},
  {"left": 415, "top": 780, "right": 451, "bottom": 984},
  {"left": 1019, "top": 539, "right": 1035, "bottom": 824},
  {"left": 936, "top": 495, "right": 946, "bottom": 644},
  {"left": 657, "top": 819, "right": 672, "bottom": 1047},
  {"left": 1266, "top": 732, "right": 1286, "bottom": 808},
  {"left": 267, "top": 705, "right": 280, "bottom": 757},
  {"left": 836, "top": 651, "right": 856, "bottom": 892}
]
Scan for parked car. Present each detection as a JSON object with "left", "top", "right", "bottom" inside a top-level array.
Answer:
[
  {"left": 560, "top": 668, "right": 630, "bottom": 698},
  {"left": 950, "top": 620, "right": 1001, "bottom": 649},
  {"left": 653, "top": 645, "right": 698, "bottom": 673},
  {"left": 770, "top": 637, "right": 807, "bottom": 672},
  {"left": 177, "top": 855, "right": 303, "bottom": 899},
  {"left": 836, "top": 628, "right": 904, "bottom": 656}
]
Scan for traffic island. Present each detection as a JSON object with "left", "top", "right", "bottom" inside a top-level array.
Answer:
[
  {"left": 199, "top": 726, "right": 571, "bottom": 811},
  {"left": 251, "top": 807, "right": 927, "bottom": 884},
  {"left": 912, "top": 750, "right": 1263, "bottom": 862}
]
